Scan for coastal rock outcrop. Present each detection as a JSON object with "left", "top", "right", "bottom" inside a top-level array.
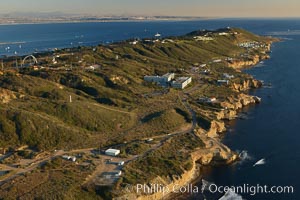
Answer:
[
  {"left": 228, "top": 53, "right": 270, "bottom": 69},
  {"left": 206, "top": 120, "right": 226, "bottom": 138},
  {"left": 115, "top": 135, "right": 237, "bottom": 200},
  {"left": 231, "top": 79, "right": 262, "bottom": 92}
]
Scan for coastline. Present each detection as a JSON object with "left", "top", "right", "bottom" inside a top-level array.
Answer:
[
  {"left": 0, "top": 27, "right": 277, "bottom": 199},
  {"left": 121, "top": 43, "right": 274, "bottom": 200},
  {"left": 0, "top": 17, "right": 216, "bottom": 26}
]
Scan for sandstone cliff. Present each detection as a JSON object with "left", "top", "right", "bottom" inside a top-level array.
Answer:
[
  {"left": 228, "top": 54, "right": 270, "bottom": 69},
  {"left": 231, "top": 79, "right": 262, "bottom": 92},
  {"left": 115, "top": 133, "right": 237, "bottom": 200}
]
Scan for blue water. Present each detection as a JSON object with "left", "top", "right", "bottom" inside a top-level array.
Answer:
[
  {"left": 0, "top": 19, "right": 299, "bottom": 56},
  {"left": 1, "top": 19, "right": 299, "bottom": 199}
]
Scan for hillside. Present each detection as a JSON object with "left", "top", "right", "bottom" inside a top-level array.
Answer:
[{"left": 0, "top": 27, "right": 275, "bottom": 199}]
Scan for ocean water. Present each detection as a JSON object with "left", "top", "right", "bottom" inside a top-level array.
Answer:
[{"left": 0, "top": 19, "right": 300, "bottom": 199}]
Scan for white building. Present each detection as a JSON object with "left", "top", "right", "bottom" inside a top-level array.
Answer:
[
  {"left": 144, "top": 73, "right": 175, "bottom": 84},
  {"left": 171, "top": 77, "right": 192, "bottom": 89},
  {"left": 217, "top": 80, "right": 229, "bottom": 85},
  {"left": 105, "top": 149, "right": 120, "bottom": 156}
]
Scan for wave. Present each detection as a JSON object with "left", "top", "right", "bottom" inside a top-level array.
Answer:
[
  {"left": 253, "top": 158, "right": 266, "bottom": 167},
  {"left": 219, "top": 189, "right": 244, "bottom": 200},
  {"left": 238, "top": 150, "right": 253, "bottom": 163}
]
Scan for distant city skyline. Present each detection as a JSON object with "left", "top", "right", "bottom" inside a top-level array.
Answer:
[{"left": 0, "top": 0, "right": 299, "bottom": 18}]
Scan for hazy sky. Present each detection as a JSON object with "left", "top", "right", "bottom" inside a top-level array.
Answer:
[{"left": 0, "top": 0, "right": 299, "bottom": 17}]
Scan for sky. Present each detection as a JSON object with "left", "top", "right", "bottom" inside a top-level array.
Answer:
[{"left": 0, "top": 0, "right": 299, "bottom": 18}]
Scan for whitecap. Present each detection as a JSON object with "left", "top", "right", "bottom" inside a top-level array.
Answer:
[{"left": 253, "top": 158, "right": 266, "bottom": 167}]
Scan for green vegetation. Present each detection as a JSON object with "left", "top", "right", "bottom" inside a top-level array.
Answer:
[
  {"left": 120, "top": 133, "right": 205, "bottom": 185},
  {"left": 0, "top": 27, "right": 274, "bottom": 199}
]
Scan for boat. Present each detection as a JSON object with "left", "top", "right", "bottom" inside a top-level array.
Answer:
[{"left": 155, "top": 33, "right": 161, "bottom": 37}]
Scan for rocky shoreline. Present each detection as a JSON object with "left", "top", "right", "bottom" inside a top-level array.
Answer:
[{"left": 117, "top": 52, "right": 272, "bottom": 200}]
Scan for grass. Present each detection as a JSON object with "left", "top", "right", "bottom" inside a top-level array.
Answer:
[{"left": 0, "top": 27, "right": 274, "bottom": 199}]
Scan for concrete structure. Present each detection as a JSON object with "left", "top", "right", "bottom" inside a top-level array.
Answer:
[
  {"left": 144, "top": 73, "right": 175, "bottom": 85},
  {"left": 105, "top": 149, "right": 120, "bottom": 156},
  {"left": 171, "top": 77, "right": 192, "bottom": 89}
]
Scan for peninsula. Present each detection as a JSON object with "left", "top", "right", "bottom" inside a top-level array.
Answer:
[{"left": 0, "top": 28, "right": 276, "bottom": 199}]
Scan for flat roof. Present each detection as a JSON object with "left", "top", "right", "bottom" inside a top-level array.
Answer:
[
  {"left": 173, "top": 77, "right": 191, "bottom": 84},
  {"left": 105, "top": 149, "right": 120, "bottom": 153},
  {"left": 163, "top": 73, "right": 175, "bottom": 77}
]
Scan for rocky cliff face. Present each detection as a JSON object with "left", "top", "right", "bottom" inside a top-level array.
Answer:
[
  {"left": 228, "top": 54, "right": 270, "bottom": 69},
  {"left": 231, "top": 79, "right": 262, "bottom": 92},
  {"left": 115, "top": 134, "right": 237, "bottom": 200},
  {"left": 206, "top": 120, "right": 226, "bottom": 138}
]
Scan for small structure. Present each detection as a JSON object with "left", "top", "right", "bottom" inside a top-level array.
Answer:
[
  {"left": 217, "top": 80, "right": 229, "bottom": 85},
  {"left": 199, "top": 97, "right": 217, "bottom": 103},
  {"left": 114, "top": 170, "right": 122, "bottom": 177},
  {"left": 146, "top": 138, "right": 154, "bottom": 143},
  {"left": 212, "top": 59, "right": 222, "bottom": 63},
  {"left": 62, "top": 155, "right": 77, "bottom": 162},
  {"left": 193, "top": 36, "right": 214, "bottom": 41},
  {"left": 118, "top": 161, "right": 125, "bottom": 166},
  {"left": 87, "top": 64, "right": 101, "bottom": 71},
  {"left": 223, "top": 73, "right": 235, "bottom": 79},
  {"left": 171, "top": 77, "right": 192, "bottom": 89},
  {"left": 105, "top": 149, "right": 120, "bottom": 157},
  {"left": 129, "top": 40, "right": 139, "bottom": 45}
]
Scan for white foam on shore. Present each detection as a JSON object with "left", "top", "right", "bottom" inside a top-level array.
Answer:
[{"left": 238, "top": 150, "right": 253, "bottom": 163}]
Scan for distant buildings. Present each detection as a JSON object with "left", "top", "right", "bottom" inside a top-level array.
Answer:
[
  {"left": 193, "top": 36, "right": 214, "bottom": 41},
  {"left": 238, "top": 41, "right": 267, "bottom": 49},
  {"left": 144, "top": 73, "right": 192, "bottom": 89}
]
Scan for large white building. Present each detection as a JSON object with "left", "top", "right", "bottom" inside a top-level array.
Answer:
[
  {"left": 144, "top": 73, "right": 192, "bottom": 89},
  {"left": 144, "top": 73, "right": 175, "bottom": 84},
  {"left": 171, "top": 77, "right": 192, "bottom": 89},
  {"left": 105, "top": 149, "right": 120, "bottom": 156}
]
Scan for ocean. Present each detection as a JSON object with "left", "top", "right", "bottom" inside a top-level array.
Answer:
[{"left": 0, "top": 19, "right": 299, "bottom": 199}]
